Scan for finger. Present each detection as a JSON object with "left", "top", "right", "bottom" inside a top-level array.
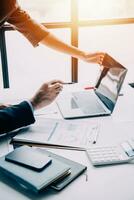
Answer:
[
  {"left": 55, "top": 85, "right": 63, "bottom": 91},
  {"left": 50, "top": 83, "right": 63, "bottom": 90},
  {"left": 86, "top": 56, "right": 100, "bottom": 63},
  {"left": 49, "top": 79, "right": 64, "bottom": 85},
  {"left": 88, "top": 52, "right": 105, "bottom": 58},
  {"left": 89, "top": 54, "right": 105, "bottom": 64},
  {"left": 90, "top": 53, "right": 105, "bottom": 61},
  {"left": 55, "top": 92, "right": 60, "bottom": 96},
  {"left": 94, "top": 52, "right": 105, "bottom": 58},
  {"left": 55, "top": 87, "right": 63, "bottom": 92},
  {"left": 46, "top": 87, "right": 62, "bottom": 98},
  {"left": 99, "top": 54, "right": 105, "bottom": 64}
]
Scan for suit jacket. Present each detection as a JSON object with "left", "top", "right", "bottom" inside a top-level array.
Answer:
[{"left": 0, "top": 101, "right": 35, "bottom": 135}]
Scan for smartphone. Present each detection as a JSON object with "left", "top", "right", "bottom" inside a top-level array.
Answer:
[{"left": 5, "top": 146, "right": 52, "bottom": 172}]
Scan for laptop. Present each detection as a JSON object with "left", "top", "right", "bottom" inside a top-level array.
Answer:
[{"left": 57, "top": 54, "right": 127, "bottom": 119}]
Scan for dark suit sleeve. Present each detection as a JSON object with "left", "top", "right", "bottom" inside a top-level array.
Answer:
[{"left": 0, "top": 101, "right": 35, "bottom": 135}]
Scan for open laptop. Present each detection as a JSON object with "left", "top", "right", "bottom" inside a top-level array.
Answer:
[{"left": 57, "top": 54, "right": 127, "bottom": 119}]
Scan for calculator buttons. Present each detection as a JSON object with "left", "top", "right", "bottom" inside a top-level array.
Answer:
[{"left": 86, "top": 146, "right": 131, "bottom": 166}]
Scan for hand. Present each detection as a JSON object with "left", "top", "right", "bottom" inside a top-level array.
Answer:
[
  {"left": 81, "top": 52, "right": 105, "bottom": 65},
  {"left": 0, "top": 103, "right": 11, "bottom": 110},
  {"left": 30, "top": 80, "right": 63, "bottom": 110}
]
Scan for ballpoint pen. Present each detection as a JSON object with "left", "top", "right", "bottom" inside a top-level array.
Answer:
[
  {"left": 92, "top": 131, "right": 99, "bottom": 144},
  {"left": 88, "top": 125, "right": 100, "bottom": 144},
  {"left": 62, "top": 82, "right": 76, "bottom": 85},
  {"left": 92, "top": 125, "right": 100, "bottom": 144}
]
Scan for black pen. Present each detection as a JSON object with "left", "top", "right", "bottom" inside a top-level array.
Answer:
[
  {"left": 92, "top": 125, "right": 100, "bottom": 144},
  {"left": 62, "top": 82, "right": 76, "bottom": 85}
]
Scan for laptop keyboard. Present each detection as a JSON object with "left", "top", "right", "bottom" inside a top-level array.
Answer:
[{"left": 72, "top": 91, "right": 106, "bottom": 114}]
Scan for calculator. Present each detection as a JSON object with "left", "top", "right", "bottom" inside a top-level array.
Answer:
[{"left": 86, "top": 141, "right": 134, "bottom": 166}]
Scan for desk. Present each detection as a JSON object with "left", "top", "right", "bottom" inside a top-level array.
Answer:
[{"left": 0, "top": 83, "right": 134, "bottom": 200}]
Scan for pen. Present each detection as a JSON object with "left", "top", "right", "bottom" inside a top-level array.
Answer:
[
  {"left": 63, "top": 82, "right": 76, "bottom": 85},
  {"left": 84, "top": 86, "right": 94, "bottom": 90},
  {"left": 88, "top": 125, "right": 100, "bottom": 144},
  {"left": 92, "top": 125, "right": 100, "bottom": 144},
  {"left": 92, "top": 133, "right": 98, "bottom": 144}
]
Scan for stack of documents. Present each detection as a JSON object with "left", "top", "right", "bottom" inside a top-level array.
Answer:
[{"left": 11, "top": 118, "right": 101, "bottom": 150}]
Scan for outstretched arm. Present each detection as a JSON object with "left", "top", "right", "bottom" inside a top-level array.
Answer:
[
  {"left": 40, "top": 33, "right": 104, "bottom": 65},
  {"left": 7, "top": 4, "right": 104, "bottom": 65}
]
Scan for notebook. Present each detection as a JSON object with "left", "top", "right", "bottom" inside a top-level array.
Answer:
[
  {"left": 36, "top": 148, "right": 87, "bottom": 190},
  {"left": 0, "top": 146, "right": 70, "bottom": 193},
  {"left": 57, "top": 54, "right": 127, "bottom": 119}
]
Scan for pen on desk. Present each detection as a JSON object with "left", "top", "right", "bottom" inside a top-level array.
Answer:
[
  {"left": 92, "top": 125, "right": 100, "bottom": 144},
  {"left": 84, "top": 86, "right": 94, "bottom": 90},
  {"left": 88, "top": 125, "right": 100, "bottom": 144},
  {"left": 92, "top": 133, "right": 98, "bottom": 144},
  {"left": 88, "top": 126, "right": 97, "bottom": 143}
]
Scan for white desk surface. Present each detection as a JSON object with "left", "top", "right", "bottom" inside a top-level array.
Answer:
[{"left": 1, "top": 83, "right": 134, "bottom": 200}]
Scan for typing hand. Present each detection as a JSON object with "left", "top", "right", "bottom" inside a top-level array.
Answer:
[{"left": 30, "top": 80, "right": 63, "bottom": 110}]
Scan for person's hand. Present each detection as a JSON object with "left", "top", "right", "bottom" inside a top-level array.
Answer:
[
  {"left": 30, "top": 80, "right": 63, "bottom": 110},
  {"left": 81, "top": 52, "right": 105, "bottom": 65},
  {"left": 0, "top": 103, "right": 11, "bottom": 110}
]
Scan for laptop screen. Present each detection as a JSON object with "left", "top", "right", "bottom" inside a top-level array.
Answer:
[{"left": 95, "top": 56, "right": 127, "bottom": 112}]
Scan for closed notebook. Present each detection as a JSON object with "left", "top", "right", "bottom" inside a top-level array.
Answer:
[
  {"left": 0, "top": 147, "right": 70, "bottom": 193},
  {"left": 36, "top": 148, "right": 87, "bottom": 191}
]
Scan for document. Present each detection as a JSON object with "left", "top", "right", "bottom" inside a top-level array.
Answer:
[{"left": 12, "top": 118, "right": 101, "bottom": 149}]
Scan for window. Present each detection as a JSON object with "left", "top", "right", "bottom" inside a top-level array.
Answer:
[
  {"left": 1, "top": 0, "right": 134, "bottom": 88},
  {"left": 5, "top": 29, "right": 71, "bottom": 91},
  {"left": 19, "top": 0, "right": 70, "bottom": 22},
  {"left": 19, "top": 0, "right": 71, "bottom": 22},
  {"left": 78, "top": 0, "right": 134, "bottom": 20}
]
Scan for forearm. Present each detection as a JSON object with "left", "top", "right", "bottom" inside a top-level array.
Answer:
[{"left": 40, "top": 32, "right": 85, "bottom": 60}]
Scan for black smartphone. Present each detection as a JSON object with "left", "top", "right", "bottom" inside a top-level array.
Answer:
[{"left": 5, "top": 146, "right": 52, "bottom": 172}]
